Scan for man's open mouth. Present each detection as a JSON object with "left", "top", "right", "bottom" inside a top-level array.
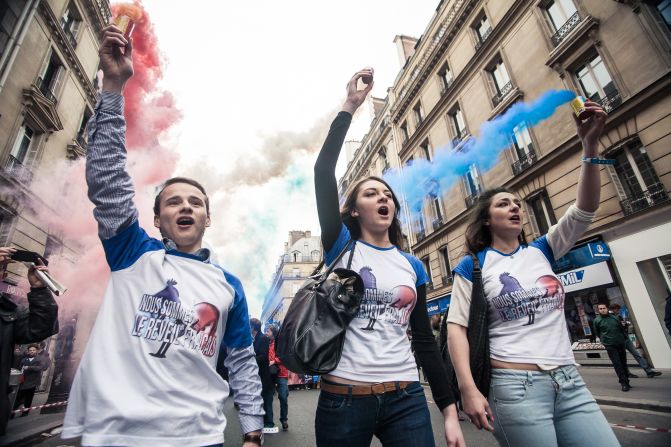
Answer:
[{"left": 176, "top": 216, "right": 195, "bottom": 226}]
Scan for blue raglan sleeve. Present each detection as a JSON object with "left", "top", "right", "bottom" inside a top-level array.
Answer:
[
  {"left": 101, "top": 221, "right": 163, "bottom": 271},
  {"left": 399, "top": 253, "right": 430, "bottom": 287},
  {"left": 324, "top": 224, "right": 351, "bottom": 266}
]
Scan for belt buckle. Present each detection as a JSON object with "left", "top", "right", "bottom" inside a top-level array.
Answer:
[{"left": 370, "top": 383, "right": 386, "bottom": 395}]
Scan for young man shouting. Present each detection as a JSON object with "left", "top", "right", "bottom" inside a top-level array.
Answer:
[{"left": 62, "top": 25, "right": 264, "bottom": 447}]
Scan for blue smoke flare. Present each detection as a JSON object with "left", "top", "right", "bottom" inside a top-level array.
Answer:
[{"left": 384, "top": 89, "right": 576, "bottom": 212}]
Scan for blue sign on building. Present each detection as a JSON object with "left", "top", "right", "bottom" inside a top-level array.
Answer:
[
  {"left": 552, "top": 241, "right": 610, "bottom": 272},
  {"left": 427, "top": 295, "right": 451, "bottom": 316}
]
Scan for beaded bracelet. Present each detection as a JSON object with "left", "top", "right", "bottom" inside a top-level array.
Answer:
[{"left": 582, "top": 156, "right": 616, "bottom": 165}]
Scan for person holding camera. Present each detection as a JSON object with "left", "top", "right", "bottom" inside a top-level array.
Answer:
[{"left": 0, "top": 247, "right": 58, "bottom": 433}]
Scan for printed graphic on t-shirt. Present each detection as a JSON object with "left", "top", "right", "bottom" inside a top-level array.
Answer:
[
  {"left": 491, "top": 272, "right": 564, "bottom": 325},
  {"left": 130, "top": 279, "right": 220, "bottom": 358},
  {"left": 357, "top": 266, "right": 416, "bottom": 331}
]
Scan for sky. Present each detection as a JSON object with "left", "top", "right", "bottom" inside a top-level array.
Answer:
[{"left": 136, "top": 0, "right": 441, "bottom": 316}]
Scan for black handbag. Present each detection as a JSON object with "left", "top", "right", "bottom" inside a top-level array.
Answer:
[
  {"left": 275, "top": 240, "right": 364, "bottom": 375},
  {"left": 439, "top": 253, "right": 491, "bottom": 402}
]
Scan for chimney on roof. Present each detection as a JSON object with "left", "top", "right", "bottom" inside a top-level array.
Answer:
[{"left": 393, "top": 35, "right": 418, "bottom": 68}]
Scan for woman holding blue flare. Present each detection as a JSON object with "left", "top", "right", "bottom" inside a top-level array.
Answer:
[{"left": 447, "top": 96, "right": 621, "bottom": 446}]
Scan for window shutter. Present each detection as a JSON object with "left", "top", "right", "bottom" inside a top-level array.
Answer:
[{"left": 605, "top": 164, "right": 627, "bottom": 200}]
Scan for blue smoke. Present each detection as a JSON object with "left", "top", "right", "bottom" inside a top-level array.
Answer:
[{"left": 384, "top": 89, "right": 576, "bottom": 212}]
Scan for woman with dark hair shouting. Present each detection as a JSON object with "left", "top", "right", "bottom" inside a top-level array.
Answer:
[
  {"left": 313, "top": 68, "right": 464, "bottom": 447},
  {"left": 447, "top": 100, "right": 620, "bottom": 446}
]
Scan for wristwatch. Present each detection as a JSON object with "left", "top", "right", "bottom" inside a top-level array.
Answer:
[{"left": 243, "top": 432, "right": 264, "bottom": 445}]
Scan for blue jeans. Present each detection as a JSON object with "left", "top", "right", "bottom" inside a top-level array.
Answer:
[
  {"left": 624, "top": 338, "right": 651, "bottom": 372},
  {"left": 276, "top": 377, "right": 289, "bottom": 422},
  {"left": 488, "top": 366, "right": 619, "bottom": 447},
  {"left": 315, "top": 381, "right": 435, "bottom": 447},
  {"left": 262, "top": 386, "right": 274, "bottom": 426}
]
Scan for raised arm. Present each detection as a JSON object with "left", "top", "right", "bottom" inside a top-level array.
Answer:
[
  {"left": 314, "top": 68, "right": 373, "bottom": 252},
  {"left": 86, "top": 25, "right": 138, "bottom": 239},
  {"left": 545, "top": 101, "right": 607, "bottom": 258}
]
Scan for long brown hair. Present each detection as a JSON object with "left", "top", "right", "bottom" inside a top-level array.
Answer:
[
  {"left": 340, "top": 176, "right": 404, "bottom": 247},
  {"left": 464, "top": 187, "right": 526, "bottom": 254}
]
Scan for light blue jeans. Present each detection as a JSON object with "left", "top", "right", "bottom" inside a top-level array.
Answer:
[{"left": 488, "top": 366, "right": 620, "bottom": 447}]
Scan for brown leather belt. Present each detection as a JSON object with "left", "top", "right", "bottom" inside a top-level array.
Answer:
[{"left": 321, "top": 380, "right": 414, "bottom": 396}]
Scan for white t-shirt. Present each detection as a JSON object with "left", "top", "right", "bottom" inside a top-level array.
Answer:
[
  {"left": 325, "top": 225, "right": 429, "bottom": 382},
  {"left": 62, "top": 221, "right": 257, "bottom": 446},
  {"left": 447, "top": 204, "right": 595, "bottom": 365}
]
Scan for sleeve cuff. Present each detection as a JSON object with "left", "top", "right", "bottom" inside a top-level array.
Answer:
[
  {"left": 98, "top": 91, "right": 125, "bottom": 114},
  {"left": 567, "top": 203, "right": 596, "bottom": 222},
  {"left": 239, "top": 415, "right": 264, "bottom": 434}
]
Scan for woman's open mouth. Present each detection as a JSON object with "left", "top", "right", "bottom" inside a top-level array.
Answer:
[{"left": 378, "top": 206, "right": 389, "bottom": 216}]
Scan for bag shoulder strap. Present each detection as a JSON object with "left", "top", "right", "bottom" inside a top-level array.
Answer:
[
  {"left": 311, "top": 239, "right": 355, "bottom": 277},
  {"left": 346, "top": 240, "right": 357, "bottom": 269}
]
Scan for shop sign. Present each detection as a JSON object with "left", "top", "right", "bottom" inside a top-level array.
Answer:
[
  {"left": 427, "top": 294, "right": 451, "bottom": 316},
  {"left": 553, "top": 241, "right": 611, "bottom": 272},
  {"left": 557, "top": 261, "right": 614, "bottom": 293}
]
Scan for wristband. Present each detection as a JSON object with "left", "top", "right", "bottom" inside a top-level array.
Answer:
[{"left": 582, "top": 156, "right": 615, "bottom": 165}]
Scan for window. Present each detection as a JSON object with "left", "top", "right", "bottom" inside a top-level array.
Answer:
[
  {"left": 421, "top": 257, "right": 432, "bottom": 286},
  {"left": 657, "top": 0, "right": 671, "bottom": 30},
  {"left": 379, "top": 148, "right": 390, "bottom": 173},
  {"left": 449, "top": 107, "right": 467, "bottom": 141},
  {"left": 400, "top": 121, "right": 409, "bottom": 143},
  {"left": 37, "top": 50, "right": 65, "bottom": 102},
  {"left": 311, "top": 250, "right": 321, "bottom": 261},
  {"left": 527, "top": 191, "right": 556, "bottom": 235},
  {"left": 405, "top": 155, "right": 414, "bottom": 166},
  {"left": 439, "top": 62, "right": 453, "bottom": 90},
  {"left": 431, "top": 196, "right": 444, "bottom": 226},
  {"left": 420, "top": 139, "right": 431, "bottom": 161},
  {"left": 438, "top": 246, "right": 452, "bottom": 285},
  {"left": 574, "top": 54, "right": 619, "bottom": 110},
  {"left": 463, "top": 164, "right": 482, "bottom": 206},
  {"left": 544, "top": 0, "right": 578, "bottom": 32},
  {"left": 606, "top": 138, "right": 668, "bottom": 215},
  {"left": 9, "top": 124, "right": 34, "bottom": 165},
  {"left": 474, "top": 14, "right": 492, "bottom": 44},
  {"left": 413, "top": 102, "right": 424, "bottom": 126},
  {"left": 415, "top": 212, "right": 426, "bottom": 240},
  {"left": 0, "top": 206, "right": 16, "bottom": 247},
  {"left": 61, "top": 2, "right": 82, "bottom": 48},
  {"left": 76, "top": 108, "right": 92, "bottom": 146},
  {"left": 511, "top": 123, "right": 536, "bottom": 174},
  {"left": 0, "top": 0, "right": 22, "bottom": 60},
  {"left": 488, "top": 59, "right": 512, "bottom": 105}
]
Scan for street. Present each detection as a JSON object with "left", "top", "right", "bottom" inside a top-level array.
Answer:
[{"left": 20, "top": 385, "right": 671, "bottom": 447}]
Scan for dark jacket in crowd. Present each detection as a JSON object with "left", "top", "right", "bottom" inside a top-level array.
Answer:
[
  {"left": 665, "top": 295, "right": 671, "bottom": 336},
  {"left": 0, "top": 287, "right": 58, "bottom": 435},
  {"left": 252, "top": 332, "right": 273, "bottom": 391},
  {"left": 593, "top": 313, "right": 627, "bottom": 346},
  {"left": 18, "top": 356, "right": 42, "bottom": 390}
]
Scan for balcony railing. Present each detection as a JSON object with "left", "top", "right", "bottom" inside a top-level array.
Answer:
[
  {"left": 595, "top": 90, "right": 622, "bottom": 114},
  {"left": 432, "top": 217, "right": 444, "bottom": 231},
  {"left": 619, "top": 183, "right": 669, "bottom": 216},
  {"left": 492, "top": 81, "right": 513, "bottom": 106},
  {"left": 427, "top": 282, "right": 434, "bottom": 292},
  {"left": 4, "top": 155, "right": 33, "bottom": 184},
  {"left": 465, "top": 192, "right": 480, "bottom": 208},
  {"left": 281, "top": 254, "right": 322, "bottom": 263},
  {"left": 511, "top": 149, "right": 538, "bottom": 175},
  {"left": 36, "top": 77, "right": 57, "bottom": 103},
  {"left": 551, "top": 12, "right": 582, "bottom": 46},
  {"left": 416, "top": 230, "right": 426, "bottom": 242},
  {"left": 475, "top": 27, "right": 492, "bottom": 51},
  {"left": 442, "top": 275, "right": 453, "bottom": 287}
]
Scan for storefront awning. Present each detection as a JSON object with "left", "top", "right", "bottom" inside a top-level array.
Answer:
[
  {"left": 427, "top": 294, "right": 451, "bottom": 316},
  {"left": 557, "top": 261, "right": 615, "bottom": 293},
  {"left": 553, "top": 241, "right": 611, "bottom": 272}
]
